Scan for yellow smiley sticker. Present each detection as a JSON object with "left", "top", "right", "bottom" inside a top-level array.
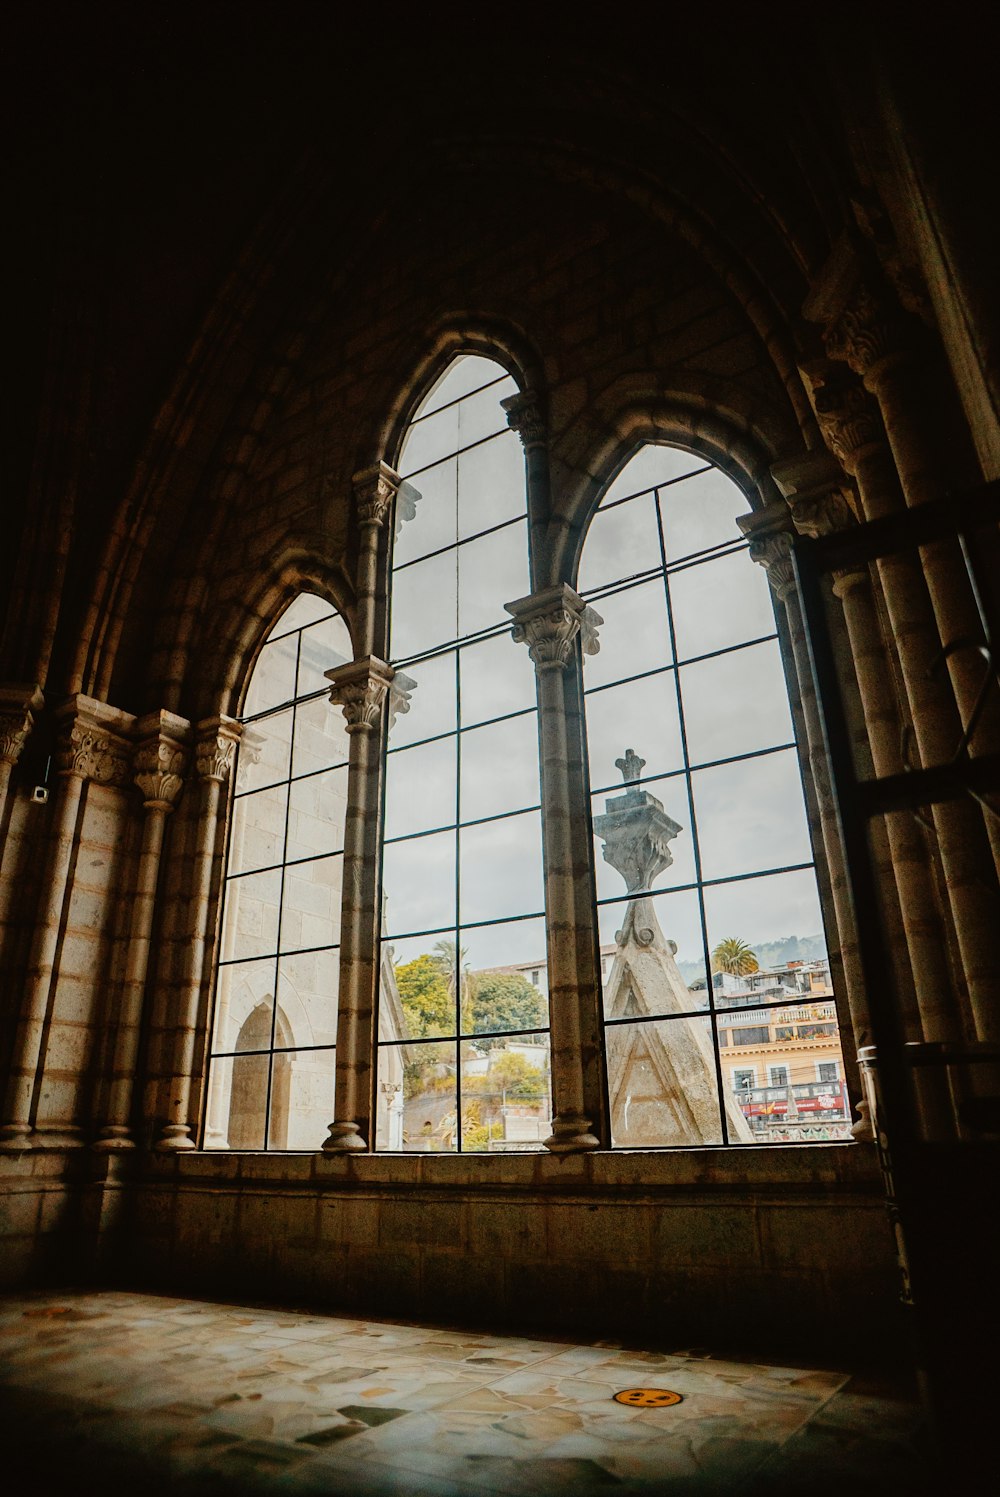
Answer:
[{"left": 613, "top": 1388, "right": 683, "bottom": 1407}]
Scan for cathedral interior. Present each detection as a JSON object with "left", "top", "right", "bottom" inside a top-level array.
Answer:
[{"left": 2, "top": 4, "right": 998, "bottom": 1491}]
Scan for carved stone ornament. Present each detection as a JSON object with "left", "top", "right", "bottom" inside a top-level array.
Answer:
[
  {"left": 580, "top": 605, "right": 603, "bottom": 658},
  {"left": 506, "top": 584, "right": 586, "bottom": 673},
  {"left": 56, "top": 719, "right": 132, "bottom": 786},
  {"left": 501, "top": 389, "right": 546, "bottom": 447},
  {"left": 353, "top": 461, "right": 401, "bottom": 528},
  {"left": 235, "top": 726, "right": 265, "bottom": 790},
  {"left": 747, "top": 529, "right": 796, "bottom": 601},
  {"left": 786, "top": 487, "right": 857, "bottom": 541},
  {"left": 395, "top": 480, "right": 421, "bottom": 538},
  {"left": 326, "top": 656, "right": 395, "bottom": 733},
  {"left": 593, "top": 750, "right": 682, "bottom": 893},
  {"left": 134, "top": 734, "right": 187, "bottom": 809},
  {"left": 812, "top": 377, "right": 884, "bottom": 473},
  {"left": 195, "top": 716, "right": 242, "bottom": 784},
  {"left": 387, "top": 670, "right": 417, "bottom": 734},
  {"left": 0, "top": 684, "right": 44, "bottom": 766},
  {"left": 823, "top": 280, "right": 908, "bottom": 385}
]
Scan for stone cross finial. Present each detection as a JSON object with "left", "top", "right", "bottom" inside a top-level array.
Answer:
[{"left": 615, "top": 749, "right": 645, "bottom": 785}]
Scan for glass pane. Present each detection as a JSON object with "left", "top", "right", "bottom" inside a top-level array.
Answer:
[
  {"left": 692, "top": 750, "right": 812, "bottom": 881},
  {"left": 272, "top": 1048, "right": 337, "bottom": 1150},
  {"left": 277, "top": 947, "right": 340, "bottom": 1050},
  {"left": 591, "top": 778, "right": 697, "bottom": 900},
  {"left": 382, "top": 829, "right": 456, "bottom": 937},
  {"left": 211, "top": 957, "right": 276, "bottom": 1054},
  {"left": 279, "top": 854, "right": 343, "bottom": 954},
  {"left": 460, "top": 713, "right": 539, "bottom": 822},
  {"left": 237, "top": 709, "right": 293, "bottom": 793},
  {"left": 459, "top": 631, "right": 536, "bottom": 728},
  {"left": 286, "top": 766, "right": 348, "bottom": 861},
  {"left": 269, "top": 593, "right": 336, "bottom": 638},
  {"left": 669, "top": 549, "right": 776, "bottom": 661},
  {"left": 578, "top": 492, "right": 661, "bottom": 595},
  {"left": 457, "top": 522, "right": 529, "bottom": 638},
  {"left": 456, "top": 378, "right": 518, "bottom": 451},
  {"left": 384, "top": 736, "right": 457, "bottom": 840},
  {"left": 381, "top": 932, "right": 460, "bottom": 1041},
  {"left": 462, "top": 1041, "right": 550, "bottom": 1152},
  {"left": 456, "top": 429, "right": 525, "bottom": 541},
  {"left": 391, "top": 457, "right": 458, "bottom": 569},
  {"left": 659, "top": 467, "right": 749, "bottom": 563},
  {"left": 581, "top": 580, "right": 671, "bottom": 690},
  {"left": 680, "top": 642, "right": 793, "bottom": 766},
  {"left": 390, "top": 548, "right": 458, "bottom": 660},
  {"left": 607, "top": 1016, "right": 729, "bottom": 1147},
  {"left": 460, "top": 810, "right": 544, "bottom": 924},
  {"left": 420, "top": 356, "right": 510, "bottom": 417},
  {"left": 399, "top": 400, "right": 461, "bottom": 478},
  {"left": 228, "top": 782, "right": 288, "bottom": 876},
  {"left": 601, "top": 445, "right": 704, "bottom": 505},
  {"left": 290, "top": 695, "right": 348, "bottom": 779},
  {"left": 225, "top": 1051, "right": 269, "bottom": 1149},
  {"left": 462, "top": 917, "right": 549, "bottom": 1035},
  {"left": 702, "top": 868, "right": 827, "bottom": 1000},
  {"left": 597, "top": 889, "right": 708, "bottom": 1015},
  {"left": 585, "top": 678, "right": 683, "bottom": 789},
  {"left": 219, "top": 867, "right": 282, "bottom": 962},
  {"left": 243, "top": 635, "right": 298, "bottom": 717},
  {"left": 386, "top": 649, "right": 456, "bottom": 748},
  {"left": 296, "top": 613, "right": 353, "bottom": 696},
  {"left": 377, "top": 1039, "right": 458, "bottom": 1152}
]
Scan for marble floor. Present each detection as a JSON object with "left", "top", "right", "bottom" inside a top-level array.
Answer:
[{"left": 0, "top": 1290, "right": 932, "bottom": 1495}]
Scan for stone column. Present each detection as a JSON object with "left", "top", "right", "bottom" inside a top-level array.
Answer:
[
  {"left": 321, "top": 657, "right": 396, "bottom": 1153},
  {"left": 155, "top": 716, "right": 241, "bottom": 1151},
  {"left": 811, "top": 370, "right": 1000, "bottom": 1042},
  {"left": 0, "top": 684, "right": 44, "bottom": 824},
  {"left": 94, "top": 713, "right": 189, "bottom": 1149},
  {"left": 740, "top": 506, "right": 871, "bottom": 1112},
  {"left": 506, "top": 584, "right": 603, "bottom": 1153},
  {"left": 353, "top": 462, "right": 403, "bottom": 657},
  {"left": 0, "top": 698, "right": 132, "bottom": 1150},
  {"left": 502, "top": 390, "right": 550, "bottom": 583}
]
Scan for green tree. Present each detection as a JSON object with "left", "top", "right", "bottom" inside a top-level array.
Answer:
[
  {"left": 465, "top": 1050, "right": 548, "bottom": 1101},
  {"left": 467, "top": 970, "right": 546, "bottom": 1047},
  {"left": 395, "top": 954, "right": 453, "bottom": 1039},
  {"left": 711, "top": 937, "right": 760, "bottom": 976}
]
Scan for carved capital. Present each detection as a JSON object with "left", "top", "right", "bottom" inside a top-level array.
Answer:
[
  {"left": 195, "top": 715, "right": 242, "bottom": 784},
  {"left": 747, "top": 530, "right": 795, "bottom": 600},
  {"left": 326, "top": 656, "right": 395, "bottom": 733},
  {"left": 235, "top": 726, "right": 265, "bottom": 790},
  {"left": 133, "top": 711, "right": 192, "bottom": 810},
  {"left": 501, "top": 389, "right": 546, "bottom": 448},
  {"left": 770, "top": 451, "right": 859, "bottom": 540},
  {"left": 394, "top": 479, "right": 421, "bottom": 538},
  {"left": 811, "top": 378, "right": 884, "bottom": 475},
  {"left": 0, "top": 684, "right": 44, "bottom": 767},
  {"left": 803, "top": 239, "right": 910, "bottom": 387},
  {"left": 54, "top": 697, "right": 135, "bottom": 786},
  {"left": 506, "top": 584, "right": 586, "bottom": 673},
  {"left": 387, "top": 670, "right": 417, "bottom": 734},
  {"left": 353, "top": 461, "right": 401, "bottom": 528}
]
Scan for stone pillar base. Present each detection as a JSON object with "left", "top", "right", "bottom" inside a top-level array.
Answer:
[
  {"left": 32, "top": 1124, "right": 86, "bottom": 1150},
  {"left": 321, "top": 1121, "right": 368, "bottom": 1154},
  {"left": 154, "top": 1124, "right": 197, "bottom": 1152},
  {"left": 0, "top": 1123, "right": 33, "bottom": 1152},
  {"left": 92, "top": 1126, "right": 136, "bottom": 1152},
  {"left": 544, "top": 1113, "right": 600, "bottom": 1155}
]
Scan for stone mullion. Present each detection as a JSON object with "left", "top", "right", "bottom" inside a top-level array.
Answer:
[
  {"left": 95, "top": 713, "right": 189, "bottom": 1149},
  {"left": 322, "top": 657, "right": 394, "bottom": 1153},
  {"left": 814, "top": 375, "right": 1000, "bottom": 1042},
  {"left": 155, "top": 717, "right": 240, "bottom": 1151},
  {"left": 502, "top": 390, "right": 550, "bottom": 587},
  {"left": 507, "top": 585, "right": 600, "bottom": 1155},
  {"left": 0, "top": 697, "right": 133, "bottom": 1151}
]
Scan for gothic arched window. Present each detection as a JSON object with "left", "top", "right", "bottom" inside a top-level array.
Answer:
[
  {"left": 577, "top": 445, "right": 848, "bottom": 1147},
  {"left": 204, "top": 593, "right": 353, "bottom": 1149},
  {"left": 374, "top": 356, "right": 552, "bottom": 1152}
]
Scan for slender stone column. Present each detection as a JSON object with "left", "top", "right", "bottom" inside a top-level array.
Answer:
[
  {"left": 321, "top": 657, "right": 395, "bottom": 1153},
  {"left": 740, "top": 508, "right": 872, "bottom": 1111},
  {"left": 503, "top": 390, "right": 550, "bottom": 582},
  {"left": 812, "top": 371, "right": 1000, "bottom": 1042},
  {"left": 507, "top": 584, "right": 602, "bottom": 1154},
  {"left": 0, "top": 684, "right": 44, "bottom": 825},
  {"left": 352, "top": 463, "right": 403, "bottom": 657},
  {"left": 94, "top": 713, "right": 189, "bottom": 1149},
  {"left": 155, "top": 716, "right": 240, "bottom": 1151},
  {"left": 0, "top": 698, "right": 132, "bottom": 1150}
]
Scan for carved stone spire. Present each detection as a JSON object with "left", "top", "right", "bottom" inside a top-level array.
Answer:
[{"left": 593, "top": 751, "right": 682, "bottom": 894}]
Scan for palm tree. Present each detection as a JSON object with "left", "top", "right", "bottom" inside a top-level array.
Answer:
[{"left": 711, "top": 937, "right": 759, "bottom": 976}]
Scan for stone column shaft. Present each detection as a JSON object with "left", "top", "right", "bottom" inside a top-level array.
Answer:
[
  {"left": 322, "top": 657, "right": 394, "bottom": 1152},
  {"left": 156, "top": 717, "right": 239, "bottom": 1151},
  {"left": 507, "top": 585, "right": 602, "bottom": 1154},
  {"left": 353, "top": 462, "right": 402, "bottom": 659}
]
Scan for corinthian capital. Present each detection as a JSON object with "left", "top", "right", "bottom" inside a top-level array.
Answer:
[
  {"left": 326, "top": 656, "right": 395, "bottom": 733},
  {"left": 806, "top": 372, "right": 884, "bottom": 475},
  {"left": 823, "top": 280, "right": 910, "bottom": 384},
  {"left": 0, "top": 684, "right": 44, "bottom": 767},
  {"left": 195, "top": 715, "right": 242, "bottom": 784},
  {"left": 501, "top": 389, "right": 547, "bottom": 448},
  {"left": 353, "top": 461, "right": 402, "bottom": 528},
  {"left": 506, "top": 584, "right": 587, "bottom": 672},
  {"left": 54, "top": 696, "right": 136, "bottom": 786},
  {"left": 738, "top": 504, "right": 796, "bottom": 601},
  {"left": 133, "top": 710, "right": 192, "bottom": 810},
  {"left": 770, "top": 451, "right": 859, "bottom": 540}
]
